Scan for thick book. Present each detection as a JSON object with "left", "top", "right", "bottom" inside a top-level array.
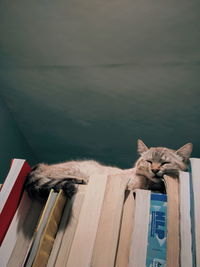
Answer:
[
  {"left": 179, "top": 171, "right": 193, "bottom": 267},
  {"left": 7, "top": 198, "right": 44, "bottom": 267},
  {"left": 47, "top": 198, "right": 73, "bottom": 267},
  {"left": 54, "top": 185, "right": 86, "bottom": 267},
  {"left": 128, "top": 189, "right": 151, "bottom": 267},
  {"left": 115, "top": 190, "right": 135, "bottom": 267},
  {"left": 0, "top": 191, "right": 31, "bottom": 267},
  {"left": 128, "top": 190, "right": 167, "bottom": 267},
  {"left": 91, "top": 173, "right": 129, "bottom": 267},
  {"left": 66, "top": 174, "right": 108, "bottom": 267},
  {"left": 24, "top": 189, "right": 67, "bottom": 267},
  {"left": 24, "top": 189, "right": 58, "bottom": 267},
  {"left": 163, "top": 175, "right": 180, "bottom": 267},
  {"left": 146, "top": 193, "right": 167, "bottom": 267},
  {"left": 0, "top": 159, "right": 31, "bottom": 245},
  {"left": 190, "top": 158, "right": 200, "bottom": 267},
  {"left": 31, "top": 189, "right": 66, "bottom": 267}
]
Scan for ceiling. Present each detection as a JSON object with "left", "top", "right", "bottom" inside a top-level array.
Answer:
[{"left": 0, "top": 0, "right": 200, "bottom": 169}]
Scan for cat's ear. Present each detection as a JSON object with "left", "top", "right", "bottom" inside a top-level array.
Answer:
[
  {"left": 137, "top": 139, "right": 149, "bottom": 155},
  {"left": 176, "top": 143, "right": 193, "bottom": 161}
]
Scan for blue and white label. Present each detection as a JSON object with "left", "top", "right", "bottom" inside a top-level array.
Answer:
[{"left": 146, "top": 193, "right": 167, "bottom": 267}]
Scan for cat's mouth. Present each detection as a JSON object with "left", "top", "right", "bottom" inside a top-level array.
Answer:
[{"left": 136, "top": 168, "right": 164, "bottom": 183}]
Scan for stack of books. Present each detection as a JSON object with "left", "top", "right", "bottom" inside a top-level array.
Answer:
[{"left": 0, "top": 158, "right": 199, "bottom": 267}]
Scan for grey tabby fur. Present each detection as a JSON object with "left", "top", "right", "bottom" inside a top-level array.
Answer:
[{"left": 25, "top": 140, "right": 192, "bottom": 199}]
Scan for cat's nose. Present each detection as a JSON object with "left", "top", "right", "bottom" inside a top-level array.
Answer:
[{"left": 152, "top": 169, "right": 159, "bottom": 174}]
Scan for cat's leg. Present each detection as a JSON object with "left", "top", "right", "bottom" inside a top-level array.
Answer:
[
  {"left": 25, "top": 162, "right": 87, "bottom": 200},
  {"left": 127, "top": 175, "right": 150, "bottom": 190},
  {"left": 29, "top": 162, "right": 89, "bottom": 182}
]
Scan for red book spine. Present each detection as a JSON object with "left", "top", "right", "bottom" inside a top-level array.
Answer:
[{"left": 0, "top": 161, "right": 31, "bottom": 245}]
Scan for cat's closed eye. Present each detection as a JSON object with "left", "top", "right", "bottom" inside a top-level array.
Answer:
[
  {"left": 146, "top": 160, "right": 152, "bottom": 164},
  {"left": 161, "top": 162, "right": 170, "bottom": 165}
]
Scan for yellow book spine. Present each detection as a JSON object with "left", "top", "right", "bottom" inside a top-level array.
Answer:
[{"left": 32, "top": 190, "right": 67, "bottom": 267}]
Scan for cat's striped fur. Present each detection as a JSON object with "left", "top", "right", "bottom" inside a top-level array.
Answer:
[{"left": 25, "top": 140, "right": 192, "bottom": 199}]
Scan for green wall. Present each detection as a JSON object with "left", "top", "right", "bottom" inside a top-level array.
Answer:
[
  {"left": 0, "top": 97, "right": 36, "bottom": 182},
  {"left": 0, "top": 0, "right": 199, "bottom": 171}
]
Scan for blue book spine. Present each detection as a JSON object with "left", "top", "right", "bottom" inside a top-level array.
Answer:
[{"left": 146, "top": 193, "right": 167, "bottom": 267}]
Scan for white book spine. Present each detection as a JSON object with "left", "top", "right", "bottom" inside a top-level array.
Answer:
[
  {"left": 128, "top": 189, "right": 151, "bottom": 267},
  {"left": 0, "top": 192, "right": 31, "bottom": 267},
  {"left": 66, "top": 174, "right": 107, "bottom": 267},
  {"left": 190, "top": 158, "right": 200, "bottom": 267},
  {"left": 0, "top": 159, "right": 25, "bottom": 213},
  {"left": 179, "top": 171, "right": 192, "bottom": 267}
]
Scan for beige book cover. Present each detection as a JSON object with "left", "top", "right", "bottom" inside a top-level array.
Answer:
[
  {"left": 179, "top": 171, "right": 192, "bottom": 267},
  {"left": 163, "top": 175, "right": 180, "bottom": 267},
  {"left": 115, "top": 190, "right": 135, "bottom": 267},
  {"left": 7, "top": 198, "right": 44, "bottom": 267},
  {"left": 128, "top": 189, "right": 151, "bottom": 267},
  {"left": 54, "top": 185, "right": 86, "bottom": 267},
  {"left": 190, "top": 158, "right": 200, "bottom": 267},
  {"left": 0, "top": 191, "right": 32, "bottom": 267},
  {"left": 91, "top": 173, "right": 129, "bottom": 267},
  {"left": 66, "top": 174, "right": 108, "bottom": 267}
]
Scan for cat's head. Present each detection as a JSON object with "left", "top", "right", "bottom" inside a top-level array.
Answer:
[{"left": 134, "top": 139, "right": 193, "bottom": 183}]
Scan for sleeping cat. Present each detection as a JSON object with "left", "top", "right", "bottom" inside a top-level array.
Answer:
[{"left": 25, "top": 139, "right": 192, "bottom": 199}]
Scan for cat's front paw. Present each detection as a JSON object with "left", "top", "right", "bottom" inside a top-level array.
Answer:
[
  {"left": 127, "top": 176, "right": 148, "bottom": 190},
  {"left": 127, "top": 177, "right": 139, "bottom": 190}
]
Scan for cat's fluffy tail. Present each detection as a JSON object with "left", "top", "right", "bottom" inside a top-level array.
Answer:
[{"left": 25, "top": 165, "right": 85, "bottom": 200}]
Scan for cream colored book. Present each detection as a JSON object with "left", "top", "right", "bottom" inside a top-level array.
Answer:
[
  {"left": 179, "top": 171, "right": 192, "bottom": 267},
  {"left": 47, "top": 196, "right": 73, "bottom": 267},
  {"left": 163, "top": 175, "right": 180, "bottom": 267},
  {"left": 91, "top": 173, "right": 129, "bottom": 267},
  {"left": 0, "top": 191, "right": 31, "bottom": 267},
  {"left": 66, "top": 174, "right": 108, "bottom": 267},
  {"left": 55, "top": 185, "right": 86, "bottom": 267},
  {"left": 190, "top": 158, "right": 200, "bottom": 267},
  {"left": 115, "top": 190, "right": 135, "bottom": 267},
  {"left": 128, "top": 189, "right": 151, "bottom": 267},
  {"left": 7, "top": 198, "right": 44, "bottom": 267}
]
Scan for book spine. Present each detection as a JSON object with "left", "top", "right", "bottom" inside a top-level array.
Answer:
[
  {"left": 32, "top": 190, "right": 66, "bottom": 267},
  {"left": 146, "top": 193, "right": 167, "bottom": 267},
  {"left": 179, "top": 171, "right": 193, "bottom": 267},
  {"left": 163, "top": 175, "right": 180, "bottom": 267},
  {"left": 190, "top": 158, "right": 200, "bottom": 267},
  {"left": 115, "top": 190, "right": 135, "bottom": 267},
  {"left": 91, "top": 174, "right": 129, "bottom": 267},
  {"left": 66, "top": 174, "right": 108, "bottom": 267},
  {"left": 128, "top": 189, "right": 151, "bottom": 267},
  {"left": 0, "top": 161, "right": 31, "bottom": 245}
]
